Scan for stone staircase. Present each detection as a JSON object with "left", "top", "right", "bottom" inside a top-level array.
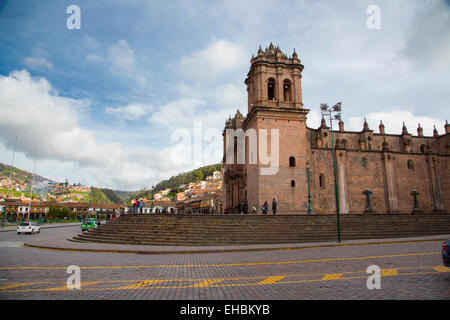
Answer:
[{"left": 72, "top": 213, "right": 450, "bottom": 246}]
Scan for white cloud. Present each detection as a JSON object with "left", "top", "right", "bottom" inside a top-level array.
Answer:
[
  {"left": 109, "top": 39, "right": 135, "bottom": 71},
  {"left": 347, "top": 110, "right": 443, "bottom": 136},
  {"left": 0, "top": 70, "right": 191, "bottom": 190},
  {"left": 23, "top": 48, "right": 53, "bottom": 70},
  {"left": 105, "top": 103, "right": 154, "bottom": 121},
  {"left": 213, "top": 83, "right": 246, "bottom": 109},
  {"left": 307, "top": 109, "right": 445, "bottom": 137},
  {"left": 86, "top": 53, "right": 102, "bottom": 63},
  {"left": 108, "top": 39, "right": 147, "bottom": 86},
  {"left": 179, "top": 39, "right": 248, "bottom": 83},
  {"left": 148, "top": 98, "right": 207, "bottom": 128}
]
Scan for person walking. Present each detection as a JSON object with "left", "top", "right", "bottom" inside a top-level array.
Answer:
[
  {"left": 238, "top": 202, "right": 242, "bottom": 215},
  {"left": 272, "top": 198, "right": 277, "bottom": 215},
  {"left": 243, "top": 200, "right": 248, "bottom": 215},
  {"left": 252, "top": 204, "right": 257, "bottom": 215}
]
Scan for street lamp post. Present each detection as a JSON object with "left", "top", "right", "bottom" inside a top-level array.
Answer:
[
  {"left": 306, "top": 162, "right": 312, "bottom": 214},
  {"left": 321, "top": 102, "right": 343, "bottom": 243},
  {"left": 150, "top": 186, "right": 154, "bottom": 214}
]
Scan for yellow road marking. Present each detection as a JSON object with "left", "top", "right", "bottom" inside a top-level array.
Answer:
[
  {"left": 0, "top": 282, "right": 56, "bottom": 290},
  {"left": 115, "top": 280, "right": 164, "bottom": 290},
  {"left": 1, "top": 269, "right": 445, "bottom": 293},
  {"left": 188, "top": 279, "right": 224, "bottom": 288},
  {"left": 433, "top": 266, "right": 450, "bottom": 273},
  {"left": 381, "top": 269, "right": 398, "bottom": 276},
  {"left": 257, "top": 276, "right": 286, "bottom": 284},
  {"left": 0, "top": 265, "right": 444, "bottom": 293},
  {"left": 322, "top": 273, "right": 342, "bottom": 280},
  {"left": 45, "top": 281, "right": 104, "bottom": 291},
  {"left": 0, "top": 252, "right": 439, "bottom": 270}
]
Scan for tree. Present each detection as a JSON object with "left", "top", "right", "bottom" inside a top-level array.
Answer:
[
  {"left": 47, "top": 207, "right": 75, "bottom": 220},
  {"left": 194, "top": 170, "right": 203, "bottom": 181}
]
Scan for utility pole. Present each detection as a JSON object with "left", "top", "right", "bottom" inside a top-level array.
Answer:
[
  {"left": 321, "top": 103, "right": 343, "bottom": 243},
  {"left": 2, "top": 136, "right": 18, "bottom": 227},
  {"left": 6, "top": 136, "right": 18, "bottom": 198},
  {"left": 27, "top": 157, "right": 37, "bottom": 221}
]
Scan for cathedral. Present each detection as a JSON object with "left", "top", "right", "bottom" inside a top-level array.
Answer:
[{"left": 222, "top": 43, "right": 450, "bottom": 214}]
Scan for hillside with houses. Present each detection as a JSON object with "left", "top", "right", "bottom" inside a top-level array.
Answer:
[{"left": 0, "top": 162, "right": 224, "bottom": 221}]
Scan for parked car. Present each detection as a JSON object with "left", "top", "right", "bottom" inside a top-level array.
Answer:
[
  {"left": 81, "top": 218, "right": 97, "bottom": 231},
  {"left": 17, "top": 222, "right": 40, "bottom": 234},
  {"left": 443, "top": 240, "right": 450, "bottom": 267}
]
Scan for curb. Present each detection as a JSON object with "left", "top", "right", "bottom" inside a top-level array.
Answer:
[
  {"left": 0, "top": 223, "right": 81, "bottom": 233},
  {"left": 23, "top": 236, "right": 449, "bottom": 255}
]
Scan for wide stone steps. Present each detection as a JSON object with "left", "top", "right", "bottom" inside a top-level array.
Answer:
[{"left": 72, "top": 214, "right": 450, "bottom": 246}]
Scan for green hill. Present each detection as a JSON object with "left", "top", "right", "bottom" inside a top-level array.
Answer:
[
  {"left": 99, "top": 188, "right": 124, "bottom": 204},
  {"left": 126, "top": 164, "right": 222, "bottom": 202},
  {"left": 89, "top": 187, "right": 112, "bottom": 204}
]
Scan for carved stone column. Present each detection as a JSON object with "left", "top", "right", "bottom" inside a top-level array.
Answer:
[
  {"left": 336, "top": 150, "right": 349, "bottom": 214},
  {"left": 382, "top": 152, "right": 398, "bottom": 213},
  {"left": 427, "top": 155, "right": 445, "bottom": 212}
]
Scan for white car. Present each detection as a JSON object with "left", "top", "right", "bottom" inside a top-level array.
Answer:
[{"left": 17, "top": 222, "right": 40, "bottom": 234}]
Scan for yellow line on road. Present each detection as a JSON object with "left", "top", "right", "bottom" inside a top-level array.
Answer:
[
  {"left": 114, "top": 280, "right": 165, "bottom": 290},
  {"left": 381, "top": 269, "right": 398, "bottom": 276},
  {"left": 0, "top": 281, "right": 58, "bottom": 290},
  {"left": 187, "top": 279, "right": 224, "bottom": 288},
  {"left": 1, "top": 268, "right": 445, "bottom": 293},
  {"left": 257, "top": 276, "right": 286, "bottom": 284},
  {"left": 322, "top": 273, "right": 342, "bottom": 280},
  {"left": 433, "top": 266, "right": 450, "bottom": 273},
  {"left": 45, "top": 281, "right": 104, "bottom": 291},
  {"left": 0, "top": 252, "right": 439, "bottom": 270}
]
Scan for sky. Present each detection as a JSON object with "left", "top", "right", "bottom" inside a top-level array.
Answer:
[{"left": 0, "top": 0, "right": 449, "bottom": 191}]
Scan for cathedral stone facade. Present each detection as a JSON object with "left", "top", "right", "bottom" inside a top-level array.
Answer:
[{"left": 222, "top": 44, "right": 450, "bottom": 214}]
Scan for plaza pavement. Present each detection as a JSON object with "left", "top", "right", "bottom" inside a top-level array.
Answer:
[
  {"left": 23, "top": 230, "right": 450, "bottom": 255},
  {"left": 0, "top": 225, "right": 448, "bottom": 300}
]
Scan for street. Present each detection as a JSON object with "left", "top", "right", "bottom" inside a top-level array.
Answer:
[{"left": 0, "top": 225, "right": 449, "bottom": 300}]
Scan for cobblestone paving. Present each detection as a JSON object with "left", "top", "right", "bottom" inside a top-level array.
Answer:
[{"left": 0, "top": 227, "right": 448, "bottom": 300}]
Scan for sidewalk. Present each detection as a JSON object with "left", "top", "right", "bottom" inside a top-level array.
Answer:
[
  {"left": 0, "top": 222, "right": 81, "bottom": 233},
  {"left": 23, "top": 233, "right": 450, "bottom": 255}
]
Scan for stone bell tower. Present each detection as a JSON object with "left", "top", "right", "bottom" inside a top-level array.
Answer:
[
  {"left": 245, "top": 42, "right": 304, "bottom": 112},
  {"left": 222, "top": 43, "right": 310, "bottom": 214}
]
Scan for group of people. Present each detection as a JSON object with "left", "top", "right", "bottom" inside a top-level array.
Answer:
[
  {"left": 234, "top": 198, "right": 278, "bottom": 215},
  {"left": 132, "top": 198, "right": 146, "bottom": 214}
]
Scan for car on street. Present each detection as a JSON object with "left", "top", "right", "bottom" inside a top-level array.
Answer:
[
  {"left": 443, "top": 240, "right": 450, "bottom": 267},
  {"left": 81, "top": 218, "right": 98, "bottom": 231},
  {"left": 17, "top": 222, "right": 40, "bottom": 234}
]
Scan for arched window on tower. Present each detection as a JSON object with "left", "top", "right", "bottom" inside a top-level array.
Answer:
[
  {"left": 289, "top": 156, "right": 296, "bottom": 167},
  {"left": 407, "top": 160, "right": 414, "bottom": 170},
  {"left": 268, "top": 78, "right": 276, "bottom": 101},
  {"left": 291, "top": 180, "right": 296, "bottom": 187},
  {"left": 420, "top": 144, "right": 425, "bottom": 153},
  {"left": 283, "top": 79, "right": 292, "bottom": 102}
]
